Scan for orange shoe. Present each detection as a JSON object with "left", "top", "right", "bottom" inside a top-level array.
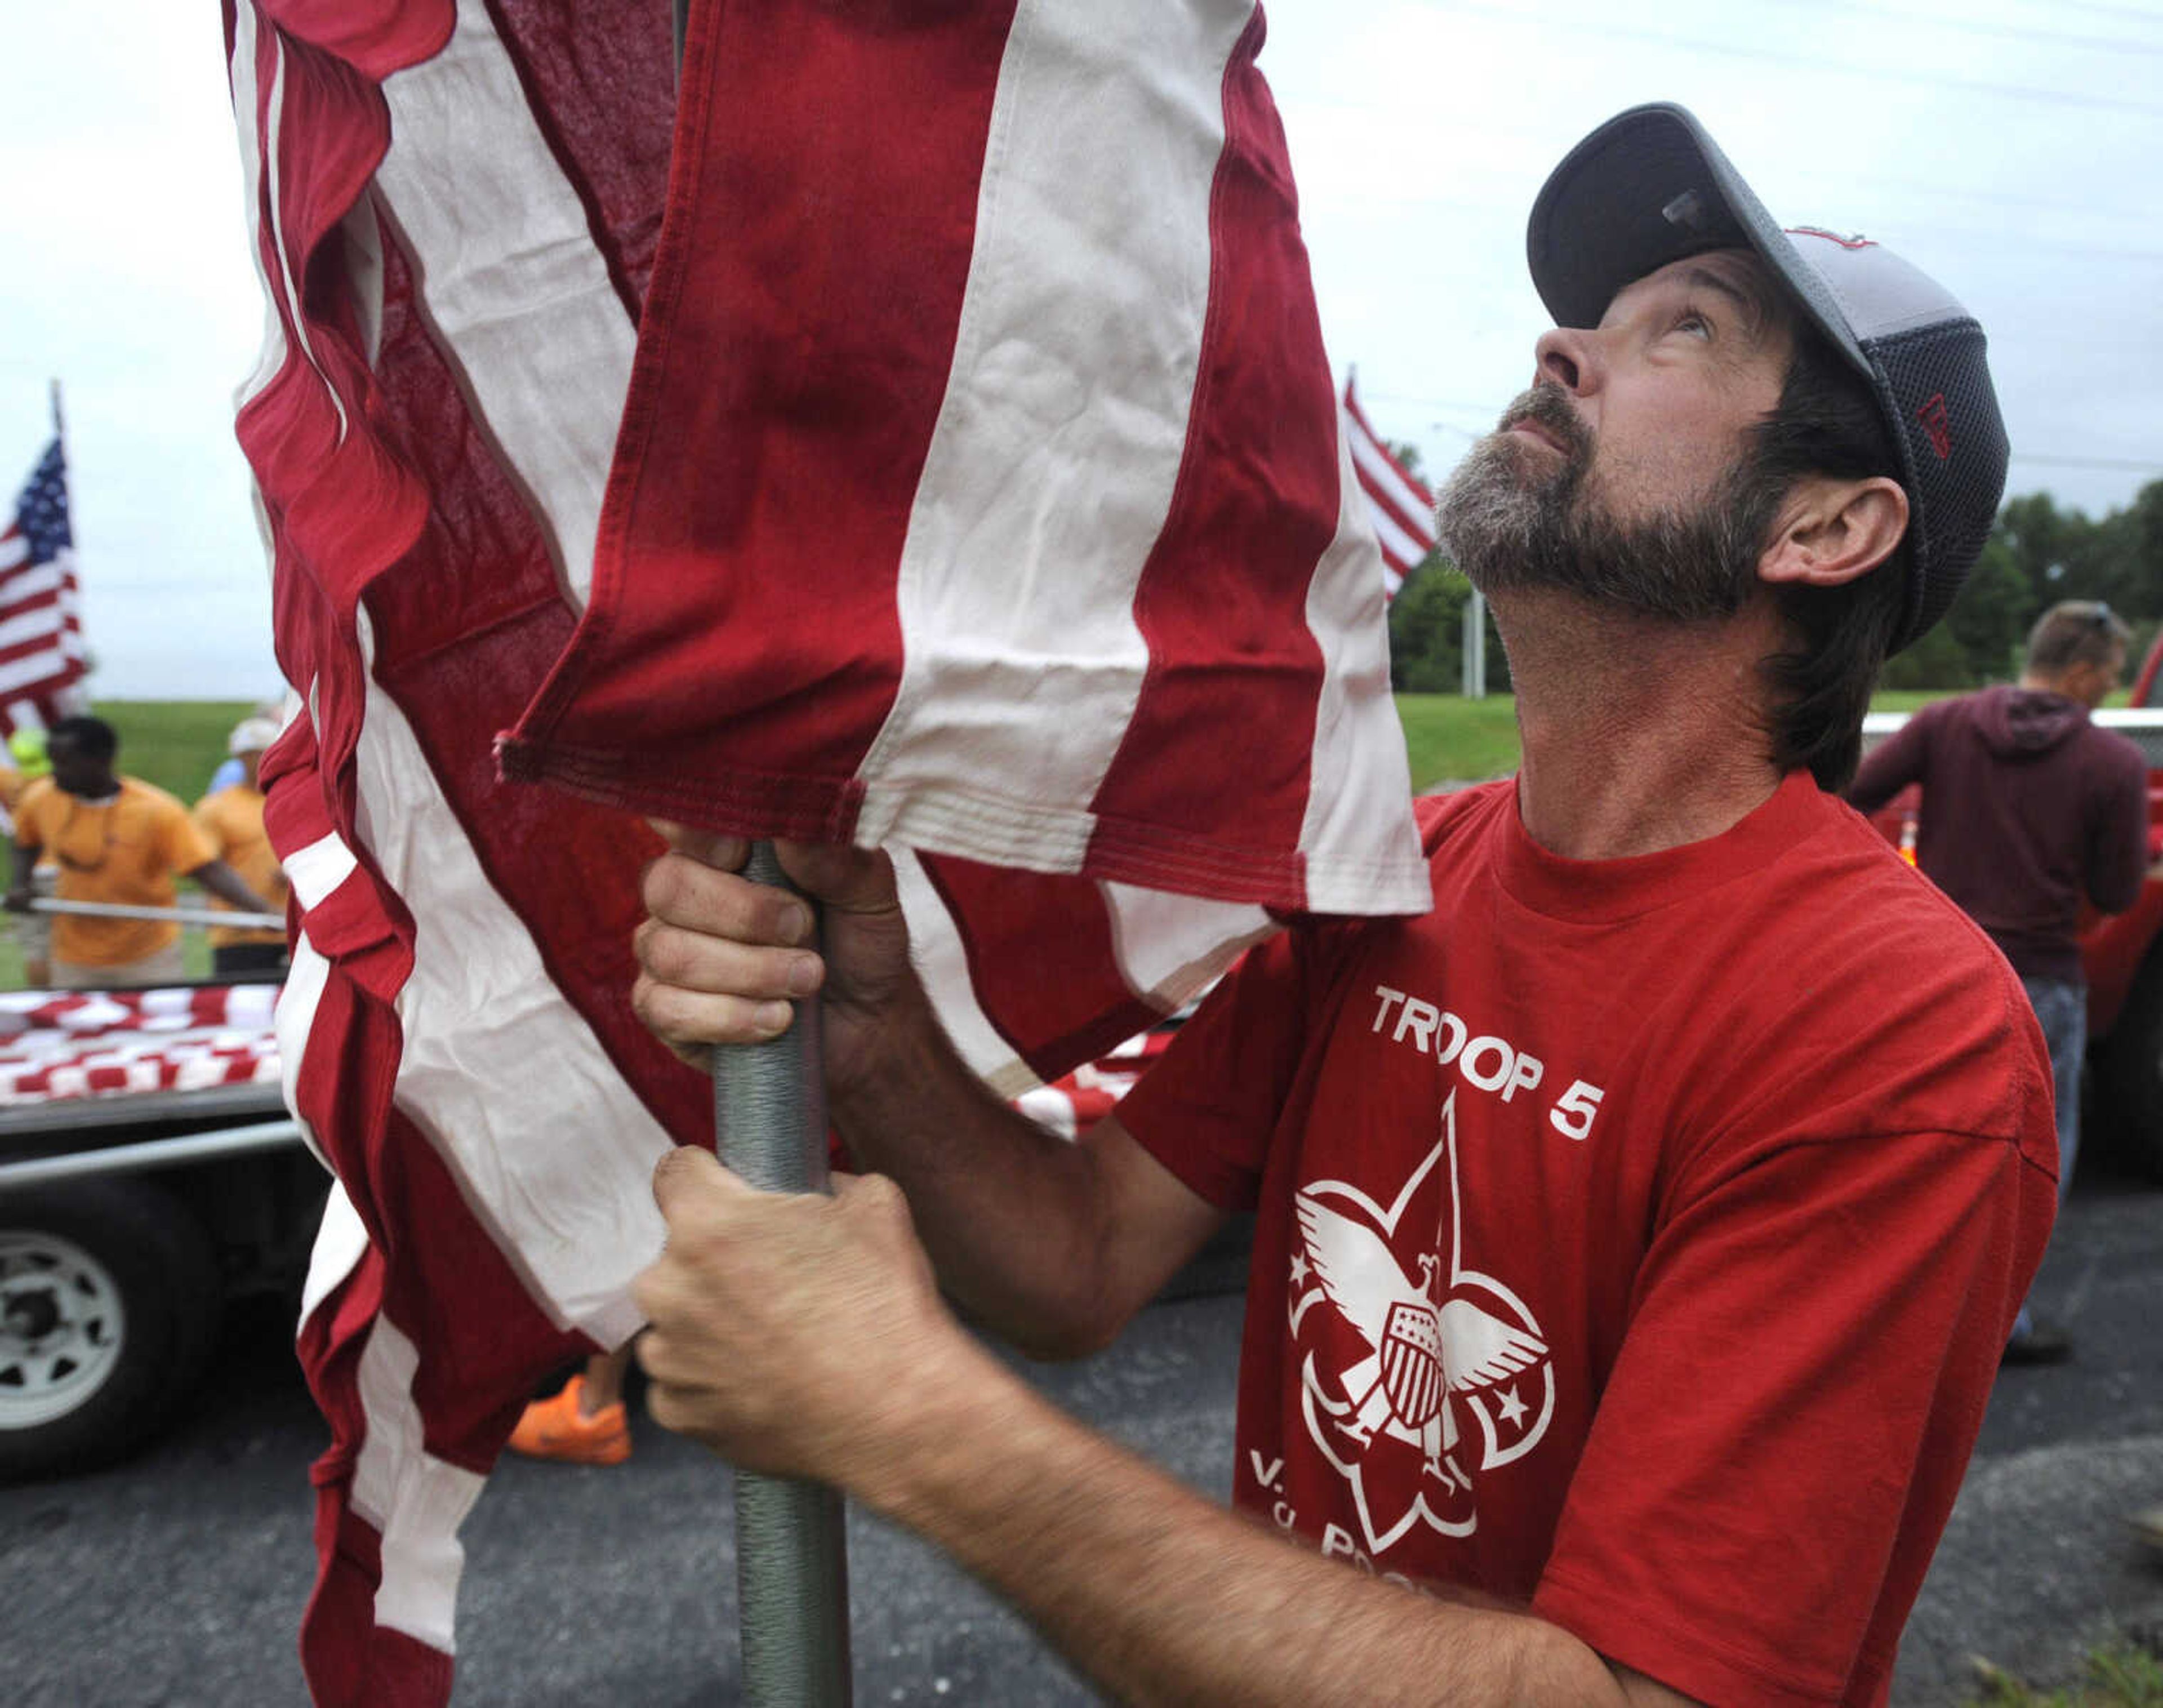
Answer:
[{"left": 506, "top": 1376, "right": 631, "bottom": 1465}]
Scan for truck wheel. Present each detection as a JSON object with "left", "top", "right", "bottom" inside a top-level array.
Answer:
[
  {"left": 2099, "top": 967, "right": 2163, "bottom": 1182},
  {"left": 0, "top": 1178, "right": 221, "bottom": 1481}
]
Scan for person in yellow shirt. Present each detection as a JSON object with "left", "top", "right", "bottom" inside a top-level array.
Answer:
[
  {"left": 193, "top": 717, "right": 290, "bottom": 979},
  {"left": 5, "top": 716, "right": 273, "bottom": 990}
]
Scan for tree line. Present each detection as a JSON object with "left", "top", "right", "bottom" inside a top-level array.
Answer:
[{"left": 1387, "top": 478, "right": 2163, "bottom": 696}]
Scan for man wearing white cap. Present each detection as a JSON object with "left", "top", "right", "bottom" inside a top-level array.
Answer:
[
  {"left": 624, "top": 106, "right": 2054, "bottom": 1706},
  {"left": 193, "top": 715, "right": 290, "bottom": 978}
]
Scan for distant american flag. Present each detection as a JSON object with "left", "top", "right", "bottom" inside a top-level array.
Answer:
[
  {"left": 1342, "top": 377, "right": 1439, "bottom": 601},
  {"left": 0, "top": 438, "right": 90, "bottom": 733}
]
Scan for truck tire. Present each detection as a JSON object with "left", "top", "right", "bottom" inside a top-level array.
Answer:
[
  {"left": 2099, "top": 964, "right": 2163, "bottom": 1182},
  {"left": 0, "top": 1178, "right": 222, "bottom": 1481}
]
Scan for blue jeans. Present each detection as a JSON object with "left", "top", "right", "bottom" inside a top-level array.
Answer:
[{"left": 2014, "top": 973, "right": 2085, "bottom": 1337}]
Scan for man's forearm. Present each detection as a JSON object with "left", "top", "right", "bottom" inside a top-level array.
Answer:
[
  {"left": 865, "top": 1349, "right": 1629, "bottom": 1708},
  {"left": 827, "top": 1003, "right": 1153, "bottom": 1356}
]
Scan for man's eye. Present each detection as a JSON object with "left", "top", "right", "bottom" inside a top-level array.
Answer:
[{"left": 1672, "top": 309, "right": 1712, "bottom": 339}]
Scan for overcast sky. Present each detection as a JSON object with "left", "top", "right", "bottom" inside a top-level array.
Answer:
[{"left": 3, "top": 0, "right": 2158, "bottom": 700}]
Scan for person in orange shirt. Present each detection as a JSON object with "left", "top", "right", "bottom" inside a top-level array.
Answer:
[
  {"left": 193, "top": 716, "right": 291, "bottom": 980},
  {"left": 5, "top": 716, "right": 273, "bottom": 989}
]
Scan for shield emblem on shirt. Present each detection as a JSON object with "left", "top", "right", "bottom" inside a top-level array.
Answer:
[
  {"left": 1379, "top": 1301, "right": 1443, "bottom": 1428},
  {"left": 1287, "top": 1090, "right": 1556, "bottom": 1555}
]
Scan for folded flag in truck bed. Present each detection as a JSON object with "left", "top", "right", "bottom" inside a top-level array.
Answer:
[{"left": 0, "top": 985, "right": 280, "bottom": 1104}]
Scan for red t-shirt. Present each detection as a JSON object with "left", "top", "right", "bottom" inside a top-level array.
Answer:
[{"left": 1118, "top": 772, "right": 2058, "bottom": 1707}]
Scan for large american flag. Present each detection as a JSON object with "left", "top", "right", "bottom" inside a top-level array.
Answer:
[
  {"left": 0, "top": 438, "right": 91, "bottom": 734},
  {"left": 226, "top": 3, "right": 1425, "bottom": 1700},
  {"left": 1342, "top": 376, "right": 1440, "bottom": 601}
]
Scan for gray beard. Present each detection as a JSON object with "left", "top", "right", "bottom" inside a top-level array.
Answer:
[{"left": 1435, "top": 386, "right": 1778, "bottom": 625}]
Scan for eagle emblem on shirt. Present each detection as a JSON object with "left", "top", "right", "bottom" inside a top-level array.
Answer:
[{"left": 1289, "top": 1091, "right": 1554, "bottom": 1554}]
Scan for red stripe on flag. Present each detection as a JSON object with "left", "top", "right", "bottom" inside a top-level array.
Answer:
[
  {"left": 367, "top": 243, "right": 707, "bottom": 1143},
  {"left": 0, "top": 586, "right": 62, "bottom": 621},
  {"left": 1342, "top": 377, "right": 1437, "bottom": 574},
  {"left": 504, "top": 0, "right": 1024, "bottom": 830},
  {"left": 919, "top": 854, "right": 1167, "bottom": 1084},
  {"left": 483, "top": 0, "right": 671, "bottom": 318},
  {"left": 1082, "top": 12, "right": 1330, "bottom": 906}
]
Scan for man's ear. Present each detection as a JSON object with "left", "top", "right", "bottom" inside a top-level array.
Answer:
[{"left": 1756, "top": 475, "right": 1910, "bottom": 590}]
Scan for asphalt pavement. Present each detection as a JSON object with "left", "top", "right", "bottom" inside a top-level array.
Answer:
[{"left": 5, "top": 1161, "right": 2159, "bottom": 1706}]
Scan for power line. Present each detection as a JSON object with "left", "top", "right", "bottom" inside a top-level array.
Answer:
[
  {"left": 1365, "top": 393, "right": 2163, "bottom": 478},
  {"left": 2014, "top": 0, "right": 2163, "bottom": 30},
  {"left": 1415, "top": 0, "right": 2163, "bottom": 118},
  {"left": 2011, "top": 452, "right": 2163, "bottom": 473},
  {"left": 1755, "top": 0, "right": 2163, "bottom": 57}
]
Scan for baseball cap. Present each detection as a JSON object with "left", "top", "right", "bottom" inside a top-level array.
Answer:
[
  {"left": 1525, "top": 103, "right": 2008, "bottom": 653},
  {"left": 229, "top": 716, "right": 281, "bottom": 756}
]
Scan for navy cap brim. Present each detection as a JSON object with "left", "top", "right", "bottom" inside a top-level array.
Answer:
[{"left": 1526, "top": 104, "right": 1871, "bottom": 382}]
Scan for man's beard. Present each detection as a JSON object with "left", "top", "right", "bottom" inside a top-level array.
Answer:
[{"left": 1435, "top": 384, "right": 1782, "bottom": 623}]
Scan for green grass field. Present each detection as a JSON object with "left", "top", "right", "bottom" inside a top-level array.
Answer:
[
  {"left": 1395, "top": 686, "right": 1988, "bottom": 792},
  {"left": 97, "top": 701, "right": 260, "bottom": 804},
  {"left": 0, "top": 688, "right": 2054, "bottom": 985}
]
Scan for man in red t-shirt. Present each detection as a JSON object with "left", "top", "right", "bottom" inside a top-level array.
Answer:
[{"left": 623, "top": 105, "right": 2055, "bottom": 1707}]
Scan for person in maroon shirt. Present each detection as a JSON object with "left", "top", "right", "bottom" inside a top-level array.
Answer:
[
  {"left": 620, "top": 106, "right": 2053, "bottom": 1706},
  {"left": 1849, "top": 599, "right": 2147, "bottom": 1363}
]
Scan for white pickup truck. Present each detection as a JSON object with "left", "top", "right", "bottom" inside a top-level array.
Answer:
[{"left": 0, "top": 981, "right": 324, "bottom": 1480}]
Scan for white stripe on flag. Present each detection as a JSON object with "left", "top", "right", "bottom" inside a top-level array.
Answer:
[
  {"left": 300, "top": 1176, "right": 370, "bottom": 1330},
  {"left": 1100, "top": 880, "right": 1271, "bottom": 1010},
  {"left": 0, "top": 563, "right": 68, "bottom": 607},
  {"left": 853, "top": 0, "right": 1257, "bottom": 870},
  {"left": 0, "top": 536, "right": 28, "bottom": 571},
  {"left": 889, "top": 846, "right": 1039, "bottom": 1097},
  {"left": 0, "top": 647, "right": 74, "bottom": 697},
  {"left": 353, "top": 613, "right": 668, "bottom": 1346},
  {"left": 1347, "top": 413, "right": 1435, "bottom": 539},
  {"left": 1294, "top": 412, "right": 1425, "bottom": 915},
  {"left": 349, "top": 1315, "right": 484, "bottom": 1654},
  {"left": 376, "top": 0, "right": 636, "bottom": 609},
  {"left": 1366, "top": 503, "right": 1430, "bottom": 576},
  {"left": 284, "top": 829, "right": 360, "bottom": 911},
  {"left": 228, "top": 3, "right": 292, "bottom": 417},
  {"left": 0, "top": 604, "right": 68, "bottom": 654},
  {"left": 1013, "top": 1086, "right": 1080, "bottom": 1141}
]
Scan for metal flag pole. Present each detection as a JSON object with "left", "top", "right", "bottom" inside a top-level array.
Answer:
[
  {"left": 714, "top": 853, "right": 852, "bottom": 1705},
  {"left": 664, "top": 4, "right": 851, "bottom": 1699}
]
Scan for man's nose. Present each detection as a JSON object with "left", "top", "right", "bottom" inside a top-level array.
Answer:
[{"left": 1533, "top": 325, "right": 1601, "bottom": 397}]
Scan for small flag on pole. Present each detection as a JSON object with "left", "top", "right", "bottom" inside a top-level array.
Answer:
[
  {"left": 0, "top": 421, "right": 91, "bottom": 735},
  {"left": 1341, "top": 375, "right": 1439, "bottom": 601}
]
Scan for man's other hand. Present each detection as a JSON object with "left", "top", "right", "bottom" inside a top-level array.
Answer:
[
  {"left": 632, "top": 1146, "right": 979, "bottom": 1494},
  {"left": 633, "top": 828, "right": 922, "bottom": 1098}
]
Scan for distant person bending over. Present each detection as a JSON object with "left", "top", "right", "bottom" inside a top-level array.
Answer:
[
  {"left": 193, "top": 716, "right": 291, "bottom": 980},
  {"left": 1849, "top": 600, "right": 2147, "bottom": 1364},
  {"left": 4, "top": 715, "right": 273, "bottom": 990}
]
